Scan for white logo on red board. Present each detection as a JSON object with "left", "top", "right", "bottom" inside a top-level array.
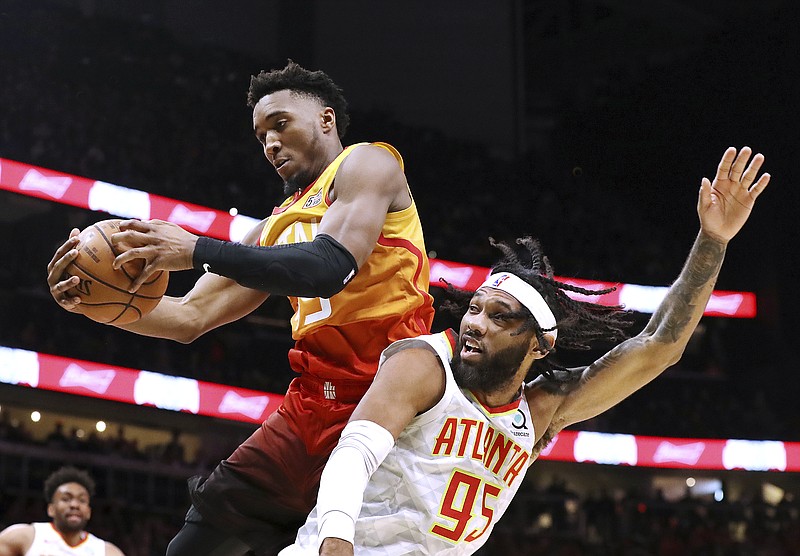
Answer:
[
  {"left": 0, "top": 347, "right": 40, "bottom": 387},
  {"left": 19, "top": 169, "right": 72, "bottom": 199},
  {"left": 217, "top": 391, "right": 269, "bottom": 420},
  {"left": 88, "top": 181, "right": 151, "bottom": 219},
  {"left": 574, "top": 431, "right": 638, "bottom": 466},
  {"left": 168, "top": 204, "right": 217, "bottom": 232},
  {"left": 133, "top": 370, "right": 200, "bottom": 413},
  {"left": 429, "top": 261, "right": 475, "bottom": 289},
  {"left": 722, "top": 439, "right": 786, "bottom": 471},
  {"left": 229, "top": 215, "right": 260, "bottom": 243},
  {"left": 705, "top": 293, "right": 745, "bottom": 315},
  {"left": 538, "top": 433, "right": 559, "bottom": 457},
  {"left": 59, "top": 364, "right": 116, "bottom": 394},
  {"left": 653, "top": 441, "right": 706, "bottom": 465}
]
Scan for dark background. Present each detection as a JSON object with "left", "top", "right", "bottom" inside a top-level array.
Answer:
[{"left": 1, "top": 1, "right": 799, "bottom": 554}]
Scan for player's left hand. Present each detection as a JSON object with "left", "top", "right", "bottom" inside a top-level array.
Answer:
[
  {"left": 698, "top": 146, "right": 771, "bottom": 243},
  {"left": 111, "top": 219, "right": 198, "bottom": 291}
]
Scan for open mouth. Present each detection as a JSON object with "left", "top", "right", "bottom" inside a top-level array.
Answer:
[
  {"left": 274, "top": 159, "right": 289, "bottom": 171},
  {"left": 462, "top": 337, "right": 482, "bottom": 354}
]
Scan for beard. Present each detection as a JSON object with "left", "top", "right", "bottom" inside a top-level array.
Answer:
[
  {"left": 282, "top": 170, "right": 315, "bottom": 196},
  {"left": 451, "top": 337, "right": 531, "bottom": 392},
  {"left": 53, "top": 514, "right": 88, "bottom": 534},
  {"left": 281, "top": 128, "right": 322, "bottom": 196}
]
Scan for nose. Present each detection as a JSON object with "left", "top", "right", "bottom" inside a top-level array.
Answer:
[
  {"left": 263, "top": 131, "right": 280, "bottom": 159},
  {"left": 463, "top": 313, "right": 487, "bottom": 337}
]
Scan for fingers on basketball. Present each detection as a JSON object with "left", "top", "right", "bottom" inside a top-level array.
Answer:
[{"left": 62, "top": 219, "right": 169, "bottom": 325}]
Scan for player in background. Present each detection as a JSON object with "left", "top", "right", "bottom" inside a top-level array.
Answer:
[
  {"left": 278, "top": 146, "right": 770, "bottom": 555},
  {"left": 0, "top": 466, "right": 125, "bottom": 556},
  {"left": 46, "top": 61, "right": 434, "bottom": 555}
]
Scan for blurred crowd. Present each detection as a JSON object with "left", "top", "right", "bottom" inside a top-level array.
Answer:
[
  {"left": 1, "top": 2, "right": 798, "bottom": 554},
  {"left": 479, "top": 478, "right": 800, "bottom": 556},
  {"left": 0, "top": 0, "right": 792, "bottom": 441},
  {"left": 2, "top": 427, "right": 799, "bottom": 556}
]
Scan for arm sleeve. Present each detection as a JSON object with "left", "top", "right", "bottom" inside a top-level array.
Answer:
[
  {"left": 315, "top": 420, "right": 395, "bottom": 549},
  {"left": 191, "top": 233, "right": 358, "bottom": 297}
]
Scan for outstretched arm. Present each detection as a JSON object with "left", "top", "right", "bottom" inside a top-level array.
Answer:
[
  {"left": 47, "top": 220, "right": 270, "bottom": 343},
  {"left": 528, "top": 147, "right": 771, "bottom": 452}
]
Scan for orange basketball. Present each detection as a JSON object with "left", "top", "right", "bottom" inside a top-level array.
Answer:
[{"left": 63, "top": 219, "right": 169, "bottom": 325}]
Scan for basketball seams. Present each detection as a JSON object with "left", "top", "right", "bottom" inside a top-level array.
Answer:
[
  {"left": 94, "top": 221, "right": 136, "bottom": 281},
  {"left": 69, "top": 261, "right": 165, "bottom": 300},
  {"left": 108, "top": 304, "right": 143, "bottom": 325},
  {"left": 65, "top": 219, "right": 168, "bottom": 325},
  {"left": 92, "top": 220, "right": 164, "bottom": 286}
]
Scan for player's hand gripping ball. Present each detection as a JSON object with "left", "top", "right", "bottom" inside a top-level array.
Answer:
[{"left": 62, "top": 219, "right": 169, "bottom": 324}]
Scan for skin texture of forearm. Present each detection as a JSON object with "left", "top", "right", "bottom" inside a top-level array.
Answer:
[
  {"left": 580, "top": 231, "right": 727, "bottom": 386},
  {"left": 642, "top": 230, "right": 726, "bottom": 344},
  {"left": 112, "top": 295, "right": 201, "bottom": 343},
  {"left": 531, "top": 230, "right": 728, "bottom": 445},
  {"left": 113, "top": 275, "right": 269, "bottom": 343}
]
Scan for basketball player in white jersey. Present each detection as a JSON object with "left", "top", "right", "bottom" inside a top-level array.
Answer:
[
  {"left": 0, "top": 466, "right": 124, "bottom": 556},
  {"left": 280, "top": 146, "right": 771, "bottom": 555}
]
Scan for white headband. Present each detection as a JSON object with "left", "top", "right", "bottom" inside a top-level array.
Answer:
[{"left": 478, "top": 272, "right": 558, "bottom": 340}]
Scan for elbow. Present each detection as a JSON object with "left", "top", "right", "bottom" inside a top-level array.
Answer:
[
  {"left": 175, "top": 331, "right": 200, "bottom": 344},
  {"left": 286, "top": 269, "right": 352, "bottom": 299},
  {"left": 316, "top": 277, "right": 349, "bottom": 299},
  {"left": 171, "top": 301, "right": 207, "bottom": 344},
  {"left": 641, "top": 333, "right": 687, "bottom": 370}
]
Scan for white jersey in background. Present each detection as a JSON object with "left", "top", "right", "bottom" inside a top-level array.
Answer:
[
  {"left": 283, "top": 330, "right": 536, "bottom": 555},
  {"left": 25, "top": 522, "right": 106, "bottom": 556}
]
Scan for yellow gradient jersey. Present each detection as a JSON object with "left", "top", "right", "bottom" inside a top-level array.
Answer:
[{"left": 259, "top": 142, "right": 434, "bottom": 382}]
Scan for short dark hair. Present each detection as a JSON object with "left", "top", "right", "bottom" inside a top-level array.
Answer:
[
  {"left": 442, "top": 236, "right": 634, "bottom": 381},
  {"left": 247, "top": 60, "right": 350, "bottom": 139},
  {"left": 43, "top": 466, "right": 96, "bottom": 503}
]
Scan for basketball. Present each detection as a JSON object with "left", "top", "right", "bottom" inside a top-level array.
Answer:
[{"left": 63, "top": 219, "right": 169, "bottom": 325}]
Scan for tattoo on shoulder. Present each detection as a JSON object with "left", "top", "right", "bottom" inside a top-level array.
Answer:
[
  {"left": 531, "top": 367, "right": 584, "bottom": 395},
  {"left": 573, "top": 343, "right": 639, "bottom": 386}
]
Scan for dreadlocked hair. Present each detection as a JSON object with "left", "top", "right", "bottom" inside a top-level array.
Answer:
[
  {"left": 247, "top": 60, "right": 350, "bottom": 139},
  {"left": 441, "top": 236, "right": 634, "bottom": 382},
  {"left": 43, "top": 465, "right": 95, "bottom": 503}
]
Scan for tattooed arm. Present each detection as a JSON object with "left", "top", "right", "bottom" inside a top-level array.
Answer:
[{"left": 527, "top": 147, "right": 771, "bottom": 452}]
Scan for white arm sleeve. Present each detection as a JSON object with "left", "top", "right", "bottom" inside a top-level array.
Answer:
[{"left": 316, "top": 419, "right": 395, "bottom": 550}]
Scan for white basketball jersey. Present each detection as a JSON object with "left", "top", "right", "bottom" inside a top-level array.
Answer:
[
  {"left": 283, "top": 330, "right": 536, "bottom": 555},
  {"left": 25, "top": 523, "right": 106, "bottom": 556}
]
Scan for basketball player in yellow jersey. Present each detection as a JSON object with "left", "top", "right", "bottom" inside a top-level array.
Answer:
[{"left": 46, "top": 61, "right": 434, "bottom": 556}]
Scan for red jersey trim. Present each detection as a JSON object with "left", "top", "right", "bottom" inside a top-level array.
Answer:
[
  {"left": 271, "top": 190, "right": 303, "bottom": 216},
  {"left": 443, "top": 328, "right": 458, "bottom": 355},
  {"left": 269, "top": 145, "right": 359, "bottom": 216},
  {"left": 466, "top": 389, "right": 522, "bottom": 416},
  {"left": 376, "top": 234, "right": 434, "bottom": 332},
  {"left": 49, "top": 522, "right": 90, "bottom": 547}
]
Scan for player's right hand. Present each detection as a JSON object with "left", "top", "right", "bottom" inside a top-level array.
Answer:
[{"left": 47, "top": 228, "right": 82, "bottom": 311}]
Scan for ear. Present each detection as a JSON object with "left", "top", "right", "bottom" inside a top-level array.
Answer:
[
  {"left": 320, "top": 107, "right": 336, "bottom": 134},
  {"left": 47, "top": 503, "right": 55, "bottom": 519},
  {"left": 530, "top": 333, "right": 555, "bottom": 359}
]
